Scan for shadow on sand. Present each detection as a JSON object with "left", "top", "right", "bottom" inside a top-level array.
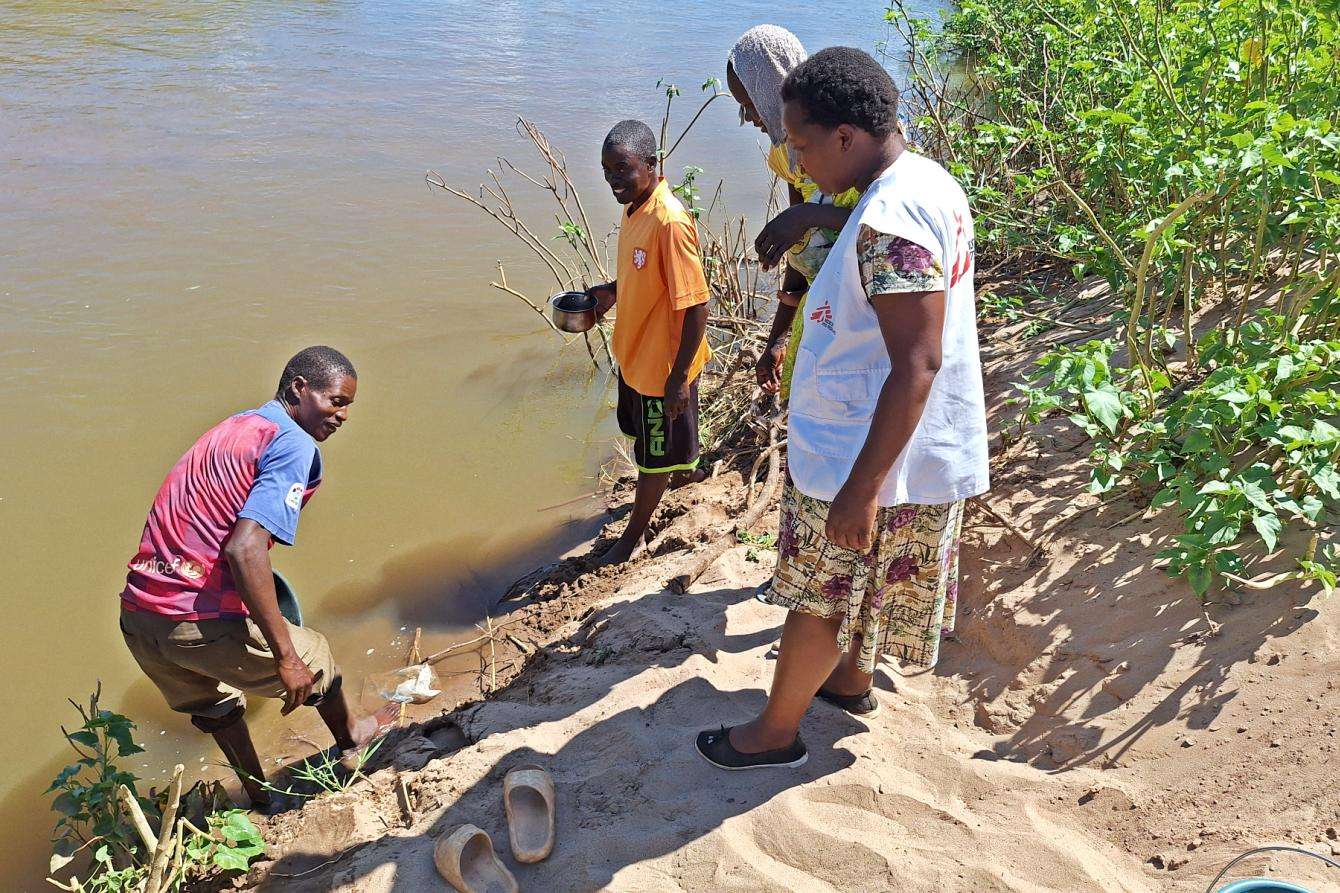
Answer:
[{"left": 256, "top": 582, "right": 864, "bottom": 891}]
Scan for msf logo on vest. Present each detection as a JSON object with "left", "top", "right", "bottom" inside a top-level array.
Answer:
[
  {"left": 809, "top": 301, "right": 835, "bottom": 333},
  {"left": 950, "top": 211, "right": 975, "bottom": 288}
]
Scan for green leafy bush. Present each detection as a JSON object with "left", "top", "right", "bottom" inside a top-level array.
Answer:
[
  {"left": 48, "top": 686, "right": 152, "bottom": 872},
  {"left": 47, "top": 689, "right": 266, "bottom": 892},
  {"left": 888, "top": 0, "right": 1338, "bottom": 596},
  {"left": 1016, "top": 315, "right": 1339, "bottom": 595}
]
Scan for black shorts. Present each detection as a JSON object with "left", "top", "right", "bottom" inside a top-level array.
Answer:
[{"left": 616, "top": 373, "right": 701, "bottom": 474}]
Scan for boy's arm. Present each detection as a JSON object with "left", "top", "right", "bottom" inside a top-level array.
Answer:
[
  {"left": 665, "top": 303, "right": 708, "bottom": 419},
  {"left": 588, "top": 281, "right": 617, "bottom": 318},
  {"left": 660, "top": 217, "right": 712, "bottom": 419}
]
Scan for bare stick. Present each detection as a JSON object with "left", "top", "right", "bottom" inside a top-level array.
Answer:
[
  {"left": 968, "top": 496, "right": 1045, "bottom": 553},
  {"left": 1054, "top": 181, "right": 1134, "bottom": 274},
  {"left": 744, "top": 437, "right": 788, "bottom": 509},
  {"left": 671, "top": 427, "right": 783, "bottom": 593},
  {"left": 661, "top": 92, "right": 730, "bottom": 163},
  {"left": 116, "top": 785, "right": 156, "bottom": 859},
  {"left": 395, "top": 774, "right": 414, "bottom": 828},
  {"left": 399, "top": 628, "right": 422, "bottom": 728},
  {"left": 490, "top": 264, "right": 563, "bottom": 334},
  {"left": 143, "top": 764, "right": 183, "bottom": 893}
]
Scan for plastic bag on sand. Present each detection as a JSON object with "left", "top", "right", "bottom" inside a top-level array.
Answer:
[{"left": 373, "top": 663, "right": 441, "bottom": 705}]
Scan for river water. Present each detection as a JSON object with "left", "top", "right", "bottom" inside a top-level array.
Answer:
[{"left": 0, "top": 0, "right": 930, "bottom": 884}]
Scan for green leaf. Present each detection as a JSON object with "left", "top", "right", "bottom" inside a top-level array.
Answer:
[
  {"left": 1083, "top": 386, "right": 1123, "bottom": 434},
  {"left": 1151, "top": 488, "right": 1178, "bottom": 509},
  {"left": 52, "top": 792, "right": 81, "bottom": 816},
  {"left": 1240, "top": 481, "right": 1273, "bottom": 514},
  {"left": 213, "top": 847, "right": 259, "bottom": 873},
  {"left": 1312, "top": 466, "right": 1340, "bottom": 500},
  {"left": 49, "top": 837, "right": 77, "bottom": 875},
  {"left": 1089, "top": 465, "right": 1116, "bottom": 494},
  {"left": 1275, "top": 424, "right": 1311, "bottom": 446},
  {"left": 1187, "top": 563, "right": 1213, "bottom": 597},
  {"left": 45, "top": 764, "right": 82, "bottom": 794},
  {"left": 67, "top": 730, "right": 99, "bottom": 748},
  {"left": 1184, "top": 429, "right": 1214, "bottom": 452},
  {"left": 1301, "top": 495, "right": 1324, "bottom": 521},
  {"left": 1252, "top": 513, "right": 1282, "bottom": 552}
]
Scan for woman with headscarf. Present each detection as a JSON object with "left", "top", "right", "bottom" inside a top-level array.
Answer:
[{"left": 726, "top": 25, "right": 860, "bottom": 399}]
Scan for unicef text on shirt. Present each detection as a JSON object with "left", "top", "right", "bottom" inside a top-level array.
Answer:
[{"left": 130, "top": 556, "right": 204, "bottom": 580}]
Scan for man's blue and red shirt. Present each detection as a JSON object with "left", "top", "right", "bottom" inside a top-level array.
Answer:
[{"left": 121, "top": 400, "right": 321, "bottom": 620}]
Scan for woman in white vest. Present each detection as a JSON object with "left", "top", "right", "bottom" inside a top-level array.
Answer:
[{"left": 697, "top": 47, "right": 989, "bottom": 770}]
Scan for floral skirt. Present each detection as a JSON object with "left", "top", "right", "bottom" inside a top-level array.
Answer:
[{"left": 765, "top": 481, "right": 964, "bottom": 673}]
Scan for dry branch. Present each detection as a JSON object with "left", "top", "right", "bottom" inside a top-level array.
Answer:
[
  {"left": 143, "top": 764, "right": 183, "bottom": 893},
  {"left": 671, "top": 421, "right": 783, "bottom": 593}
]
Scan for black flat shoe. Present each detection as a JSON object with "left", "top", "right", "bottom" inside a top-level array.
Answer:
[
  {"left": 695, "top": 726, "right": 808, "bottom": 770},
  {"left": 817, "top": 687, "right": 881, "bottom": 717}
]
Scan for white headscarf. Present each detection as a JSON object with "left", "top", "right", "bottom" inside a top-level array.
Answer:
[{"left": 727, "top": 24, "right": 807, "bottom": 147}]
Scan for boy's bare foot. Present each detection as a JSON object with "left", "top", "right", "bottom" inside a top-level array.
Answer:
[
  {"left": 591, "top": 538, "right": 638, "bottom": 567},
  {"left": 670, "top": 467, "right": 708, "bottom": 489}
]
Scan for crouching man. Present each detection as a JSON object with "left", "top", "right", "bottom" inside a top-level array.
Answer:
[{"left": 118, "top": 346, "right": 392, "bottom": 808}]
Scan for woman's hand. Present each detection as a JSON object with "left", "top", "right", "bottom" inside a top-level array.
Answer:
[
  {"left": 825, "top": 484, "right": 878, "bottom": 552},
  {"left": 755, "top": 204, "right": 816, "bottom": 270},
  {"left": 755, "top": 341, "right": 785, "bottom": 394}
]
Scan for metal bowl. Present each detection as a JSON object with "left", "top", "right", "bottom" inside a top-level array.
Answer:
[
  {"left": 550, "top": 291, "right": 597, "bottom": 333},
  {"left": 272, "top": 569, "right": 303, "bottom": 626}
]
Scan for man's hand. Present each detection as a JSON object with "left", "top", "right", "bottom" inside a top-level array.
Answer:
[
  {"left": 755, "top": 342, "right": 785, "bottom": 394},
  {"left": 826, "top": 484, "right": 878, "bottom": 552},
  {"left": 664, "top": 373, "right": 691, "bottom": 420},
  {"left": 755, "top": 204, "right": 815, "bottom": 270},
  {"left": 276, "top": 654, "right": 315, "bottom": 715},
  {"left": 587, "top": 282, "right": 616, "bottom": 318}
]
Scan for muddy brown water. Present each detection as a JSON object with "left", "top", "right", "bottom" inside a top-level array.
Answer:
[{"left": 0, "top": 1, "right": 931, "bottom": 884}]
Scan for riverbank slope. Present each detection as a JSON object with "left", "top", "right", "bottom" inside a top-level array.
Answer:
[{"left": 238, "top": 278, "right": 1340, "bottom": 892}]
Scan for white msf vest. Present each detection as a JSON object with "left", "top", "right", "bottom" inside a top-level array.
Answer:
[{"left": 787, "top": 151, "right": 990, "bottom": 506}]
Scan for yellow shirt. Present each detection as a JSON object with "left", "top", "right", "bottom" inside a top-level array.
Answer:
[
  {"left": 767, "top": 141, "right": 860, "bottom": 207},
  {"left": 611, "top": 179, "right": 712, "bottom": 397}
]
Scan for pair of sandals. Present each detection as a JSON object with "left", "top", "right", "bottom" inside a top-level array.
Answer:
[{"left": 434, "top": 765, "right": 556, "bottom": 893}]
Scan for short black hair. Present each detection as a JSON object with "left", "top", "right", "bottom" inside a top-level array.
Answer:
[
  {"left": 276, "top": 345, "right": 356, "bottom": 397},
  {"left": 780, "top": 46, "right": 899, "bottom": 138},
  {"left": 602, "top": 119, "right": 658, "bottom": 165}
]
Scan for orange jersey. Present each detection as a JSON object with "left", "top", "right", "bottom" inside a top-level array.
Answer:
[{"left": 611, "top": 179, "right": 711, "bottom": 396}]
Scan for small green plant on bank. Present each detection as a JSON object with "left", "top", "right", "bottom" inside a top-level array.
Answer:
[
  {"left": 185, "top": 810, "right": 265, "bottom": 873},
  {"left": 48, "top": 685, "right": 152, "bottom": 872},
  {"left": 47, "top": 688, "right": 266, "bottom": 892},
  {"left": 672, "top": 164, "right": 707, "bottom": 219},
  {"left": 553, "top": 220, "right": 588, "bottom": 255},
  {"left": 737, "top": 527, "right": 778, "bottom": 562},
  {"left": 254, "top": 737, "right": 384, "bottom": 799},
  {"left": 887, "top": 0, "right": 1338, "bottom": 598}
]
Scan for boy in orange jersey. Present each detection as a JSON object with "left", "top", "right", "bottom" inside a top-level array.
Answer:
[{"left": 587, "top": 120, "right": 711, "bottom": 565}]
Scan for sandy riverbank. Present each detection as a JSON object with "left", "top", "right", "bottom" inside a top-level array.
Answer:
[{"left": 234, "top": 280, "right": 1340, "bottom": 893}]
